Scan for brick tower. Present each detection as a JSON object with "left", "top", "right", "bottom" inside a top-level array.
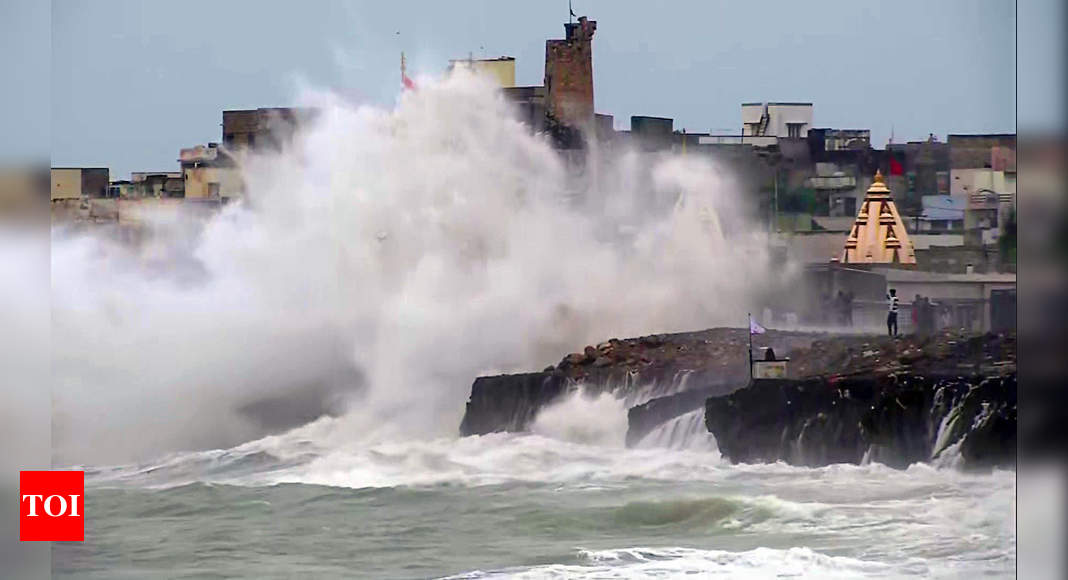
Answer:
[{"left": 544, "top": 16, "right": 596, "bottom": 131}]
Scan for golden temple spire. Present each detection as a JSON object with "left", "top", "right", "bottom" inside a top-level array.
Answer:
[{"left": 838, "top": 171, "right": 917, "bottom": 266}]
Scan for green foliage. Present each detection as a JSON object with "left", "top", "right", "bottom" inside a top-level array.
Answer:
[{"left": 780, "top": 187, "right": 818, "bottom": 214}]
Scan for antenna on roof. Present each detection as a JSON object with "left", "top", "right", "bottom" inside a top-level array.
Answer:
[{"left": 569, "top": 0, "right": 576, "bottom": 24}]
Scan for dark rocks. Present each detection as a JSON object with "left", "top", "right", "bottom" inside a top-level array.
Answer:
[
  {"left": 705, "top": 373, "right": 1016, "bottom": 470},
  {"left": 563, "top": 352, "right": 587, "bottom": 366},
  {"left": 639, "top": 334, "right": 664, "bottom": 347},
  {"left": 460, "top": 328, "right": 860, "bottom": 439},
  {"left": 459, "top": 372, "right": 567, "bottom": 436},
  {"left": 457, "top": 326, "right": 1017, "bottom": 470}
]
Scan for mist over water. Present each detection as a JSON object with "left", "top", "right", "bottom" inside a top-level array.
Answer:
[{"left": 51, "top": 71, "right": 783, "bottom": 465}]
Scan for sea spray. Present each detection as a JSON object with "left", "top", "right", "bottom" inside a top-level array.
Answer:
[
  {"left": 51, "top": 71, "right": 786, "bottom": 464},
  {"left": 531, "top": 388, "right": 629, "bottom": 447}
]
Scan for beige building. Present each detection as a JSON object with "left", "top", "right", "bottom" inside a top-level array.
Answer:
[
  {"left": 51, "top": 167, "right": 109, "bottom": 201},
  {"left": 1, "top": 167, "right": 47, "bottom": 216},
  {"left": 51, "top": 169, "right": 82, "bottom": 200},
  {"left": 950, "top": 167, "right": 1016, "bottom": 201},
  {"left": 183, "top": 166, "right": 242, "bottom": 199},
  {"left": 447, "top": 56, "right": 516, "bottom": 87},
  {"left": 131, "top": 172, "right": 183, "bottom": 198},
  {"left": 179, "top": 144, "right": 243, "bottom": 200}
]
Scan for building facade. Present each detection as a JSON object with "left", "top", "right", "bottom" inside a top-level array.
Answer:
[
  {"left": 179, "top": 143, "right": 242, "bottom": 200},
  {"left": 447, "top": 56, "right": 516, "bottom": 87},
  {"left": 51, "top": 167, "right": 109, "bottom": 201},
  {"left": 222, "top": 108, "right": 317, "bottom": 151},
  {"left": 742, "top": 102, "right": 813, "bottom": 139}
]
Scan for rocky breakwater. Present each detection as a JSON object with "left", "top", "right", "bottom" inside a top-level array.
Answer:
[
  {"left": 704, "top": 331, "right": 1016, "bottom": 469},
  {"left": 460, "top": 328, "right": 818, "bottom": 437}
]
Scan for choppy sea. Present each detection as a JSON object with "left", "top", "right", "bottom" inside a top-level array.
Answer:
[{"left": 56, "top": 411, "right": 1015, "bottom": 579}]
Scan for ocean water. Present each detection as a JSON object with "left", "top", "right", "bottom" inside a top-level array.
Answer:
[{"left": 56, "top": 409, "right": 1016, "bottom": 579}]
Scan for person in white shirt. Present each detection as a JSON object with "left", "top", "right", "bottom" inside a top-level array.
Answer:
[{"left": 887, "top": 288, "right": 899, "bottom": 337}]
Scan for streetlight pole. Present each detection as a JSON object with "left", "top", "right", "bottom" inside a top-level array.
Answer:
[{"left": 773, "top": 166, "right": 778, "bottom": 233}]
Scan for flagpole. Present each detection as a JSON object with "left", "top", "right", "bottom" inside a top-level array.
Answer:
[{"left": 747, "top": 312, "right": 753, "bottom": 383}]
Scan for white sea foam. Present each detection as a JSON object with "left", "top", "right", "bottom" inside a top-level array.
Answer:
[
  {"left": 531, "top": 388, "right": 630, "bottom": 447},
  {"left": 636, "top": 408, "right": 718, "bottom": 451},
  {"left": 442, "top": 546, "right": 926, "bottom": 579},
  {"left": 85, "top": 416, "right": 1015, "bottom": 575}
]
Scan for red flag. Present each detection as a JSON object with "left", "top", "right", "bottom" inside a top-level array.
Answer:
[
  {"left": 889, "top": 155, "right": 904, "bottom": 176},
  {"left": 400, "top": 51, "right": 417, "bottom": 91}
]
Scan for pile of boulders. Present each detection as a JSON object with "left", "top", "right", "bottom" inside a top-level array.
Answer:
[
  {"left": 539, "top": 326, "right": 1015, "bottom": 385},
  {"left": 548, "top": 328, "right": 817, "bottom": 383},
  {"left": 787, "top": 329, "right": 1016, "bottom": 379}
]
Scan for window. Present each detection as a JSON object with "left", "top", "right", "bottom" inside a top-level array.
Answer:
[
  {"left": 843, "top": 197, "right": 856, "bottom": 216},
  {"left": 787, "top": 123, "right": 803, "bottom": 138}
]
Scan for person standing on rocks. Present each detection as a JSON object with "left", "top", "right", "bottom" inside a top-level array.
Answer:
[{"left": 887, "top": 289, "right": 899, "bottom": 337}]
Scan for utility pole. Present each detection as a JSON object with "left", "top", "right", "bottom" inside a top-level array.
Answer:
[
  {"left": 773, "top": 166, "right": 778, "bottom": 233},
  {"left": 747, "top": 312, "right": 754, "bottom": 383}
]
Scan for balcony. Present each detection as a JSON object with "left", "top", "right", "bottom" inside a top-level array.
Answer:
[{"left": 807, "top": 175, "right": 857, "bottom": 190}]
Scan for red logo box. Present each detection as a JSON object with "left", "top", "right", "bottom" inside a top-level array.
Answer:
[{"left": 20, "top": 471, "right": 84, "bottom": 542}]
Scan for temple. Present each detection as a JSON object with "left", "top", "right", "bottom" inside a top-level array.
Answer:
[{"left": 839, "top": 171, "right": 917, "bottom": 265}]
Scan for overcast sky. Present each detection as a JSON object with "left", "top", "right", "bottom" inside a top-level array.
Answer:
[{"left": 13, "top": 1, "right": 1059, "bottom": 178}]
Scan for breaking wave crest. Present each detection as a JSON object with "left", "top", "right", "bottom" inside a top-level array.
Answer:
[
  {"left": 531, "top": 388, "right": 630, "bottom": 447},
  {"left": 636, "top": 408, "right": 718, "bottom": 451},
  {"left": 442, "top": 546, "right": 929, "bottom": 579}
]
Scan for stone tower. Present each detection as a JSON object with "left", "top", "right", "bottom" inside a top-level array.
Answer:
[
  {"left": 840, "top": 171, "right": 917, "bottom": 265},
  {"left": 544, "top": 16, "right": 596, "bottom": 130}
]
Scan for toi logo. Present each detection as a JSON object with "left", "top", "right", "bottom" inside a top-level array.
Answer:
[{"left": 20, "top": 471, "right": 84, "bottom": 542}]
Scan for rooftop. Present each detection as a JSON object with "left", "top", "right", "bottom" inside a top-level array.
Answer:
[
  {"left": 920, "top": 195, "right": 966, "bottom": 221},
  {"left": 879, "top": 268, "right": 1016, "bottom": 284},
  {"left": 741, "top": 102, "right": 814, "bottom": 107},
  {"left": 448, "top": 56, "right": 515, "bottom": 62},
  {"left": 946, "top": 133, "right": 1016, "bottom": 139}
]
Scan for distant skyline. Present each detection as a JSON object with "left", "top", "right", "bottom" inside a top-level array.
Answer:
[{"left": 34, "top": 1, "right": 1053, "bottom": 179}]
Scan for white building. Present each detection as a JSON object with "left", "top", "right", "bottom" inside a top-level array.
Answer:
[
  {"left": 698, "top": 102, "right": 814, "bottom": 147},
  {"left": 950, "top": 167, "right": 1017, "bottom": 244},
  {"left": 741, "top": 102, "right": 813, "bottom": 139}
]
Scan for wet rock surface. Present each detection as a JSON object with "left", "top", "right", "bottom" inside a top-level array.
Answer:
[
  {"left": 460, "top": 328, "right": 818, "bottom": 436},
  {"left": 459, "top": 326, "right": 1017, "bottom": 470},
  {"left": 459, "top": 372, "right": 567, "bottom": 436},
  {"left": 704, "top": 365, "right": 1016, "bottom": 469}
]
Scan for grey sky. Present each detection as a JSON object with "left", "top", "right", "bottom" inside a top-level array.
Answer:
[{"left": 36, "top": 1, "right": 1043, "bottom": 179}]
